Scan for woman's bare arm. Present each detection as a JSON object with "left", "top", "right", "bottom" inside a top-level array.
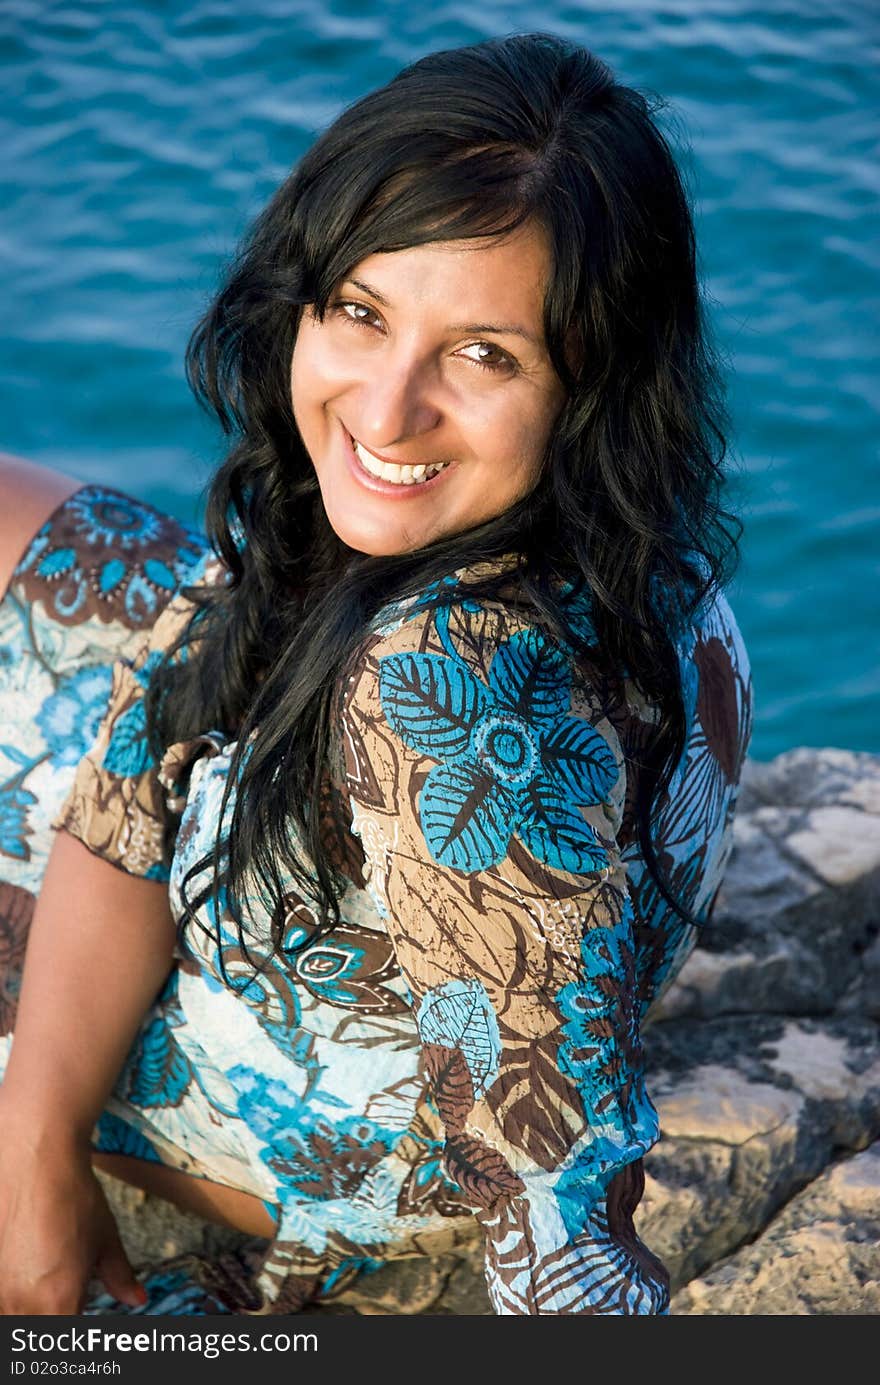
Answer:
[
  {"left": 3, "top": 828, "right": 177, "bottom": 1137},
  {"left": 0, "top": 829, "right": 177, "bottom": 1313}
]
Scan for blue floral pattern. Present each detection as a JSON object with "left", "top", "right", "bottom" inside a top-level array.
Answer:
[
  {"left": 378, "top": 627, "right": 619, "bottom": 873},
  {"left": 416, "top": 978, "right": 502, "bottom": 1100},
  {"left": 0, "top": 786, "right": 36, "bottom": 862},
  {"left": 36, "top": 666, "right": 113, "bottom": 768},
  {"left": 102, "top": 653, "right": 164, "bottom": 778},
  {"left": 14, "top": 486, "right": 205, "bottom": 629}
]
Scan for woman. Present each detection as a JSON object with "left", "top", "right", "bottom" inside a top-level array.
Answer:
[{"left": 0, "top": 33, "right": 752, "bottom": 1316}]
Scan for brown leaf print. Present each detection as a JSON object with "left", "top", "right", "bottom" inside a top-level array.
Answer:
[
  {"left": 694, "top": 635, "right": 740, "bottom": 783},
  {"left": 0, "top": 882, "right": 33, "bottom": 972},
  {"left": 422, "top": 1042, "right": 475, "bottom": 1135},
  {"left": 278, "top": 913, "right": 409, "bottom": 1016},
  {"left": 217, "top": 944, "right": 300, "bottom": 1030},
  {"left": 604, "top": 1159, "right": 671, "bottom": 1302},
  {"left": 445, "top": 601, "right": 498, "bottom": 683},
  {"left": 506, "top": 835, "right": 594, "bottom": 899},
  {"left": 444, "top": 1133, "right": 525, "bottom": 1210},
  {"left": 396, "top": 1148, "right": 473, "bottom": 1219},
  {"left": 483, "top": 1032, "right": 587, "bottom": 1169},
  {"left": 339, "top": 645, "right": 388, "bottom": 812},
  {"left": 0, "top": 987, "right": 18, "bottom": 1038},
  {"left": 615, "top": 710, "right": 655, "bottom": 850},
  {"left": 317, "top": 774, "right": 366, "bottom": 887},
  {"left": 0, "top": 882, "right": 35, "bottom": 1036},
  {"left": 269, "top": 1126, "right": 389, "bottom": 1201}
]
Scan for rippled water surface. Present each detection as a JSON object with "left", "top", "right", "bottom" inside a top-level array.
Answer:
[{"left": 2, "top": 0, "right": 877, "bottom": 758}]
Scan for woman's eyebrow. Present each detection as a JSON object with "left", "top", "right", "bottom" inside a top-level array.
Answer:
[
  {"left": 344, "top": 278, "right": 539, "bottom": 344},
  {"left": 449, "top": 320, "right": 538, "bottom": 344},
  {"left": 347, "top": 278, "right": 392, "bottom": 306}
]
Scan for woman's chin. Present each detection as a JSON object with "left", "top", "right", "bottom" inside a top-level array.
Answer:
[{"left": 321, "top": 507, "right": 427, "bottom": 557}]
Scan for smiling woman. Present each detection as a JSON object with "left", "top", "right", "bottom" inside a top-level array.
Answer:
[{"left": 0, "top": 32, "right": 751, "bottom": 1316}]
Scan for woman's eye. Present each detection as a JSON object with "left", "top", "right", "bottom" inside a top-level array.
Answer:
[
  {"left": 336, "top": 300, "right": 381, "bottom": 330},
  {"left": 459, "top": 341, "right": 515, "bottom": 373}
]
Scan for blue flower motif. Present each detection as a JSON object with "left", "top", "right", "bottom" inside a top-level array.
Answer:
[
  {"left": 122, "top": 1010, "right": 193, "bottom": 1108},
  {"left": 226, "top": 1064, "right": 398, "bottom": 1203},
  {"left": 416, "top": 978, "right": 501, "bottom": 1098},
  {"left": 556, "top": 902, "right": 633, "bottom": 1077},
  {"left": 94, "top": 1111, "right": 161, "bottom": 1164},
  {"left": 554, "top": 897, "right": 657, "bottom": 1173},
  {"left": 36, "top": 665, "right": 113, "bottom": 768},
  {"left": 0, "top": 784, "right": 36, "bottom": 860},
  {"left": 37, "top": 547, "right": 77, "bottom": 579},
  {"left": 102, "top": 702, "right": 149, "bottom": 776},
  {"left": 66, "top": 491, "right": 162, "bottom": 548},
  {"left": 267, "top": 1110, "right": 397, "bottom": 1201},
  {"left": 101, "top": 652, "right": 163, "bottom": 778},
  {"left": 378, "top": 625, "right": 619, "bottom": 874}
]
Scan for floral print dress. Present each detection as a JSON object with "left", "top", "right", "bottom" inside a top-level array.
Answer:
[{"left": 0, "top": 485, "right": 753, "bottom": 1315}]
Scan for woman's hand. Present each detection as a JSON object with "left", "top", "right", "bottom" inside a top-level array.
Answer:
[{"left": 0, "top": 1109, "right": 147, "bottom": 1315}]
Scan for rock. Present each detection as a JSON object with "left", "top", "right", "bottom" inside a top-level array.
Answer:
[
  {"left": 737, "top": 747, "right": 880, "bottom": 815},
  {"left": 304, "top": 1241, "right": 491, "bottom": 1316},
  {"left": 670, "top": 1140, "right": 880, "bottom": 1314},
  {"left": 433, "top": 1242, "right": 492, "bottom": 1315},
  {"left": 305, "top": 1252, "right": 455, "bottom": 1316},
  {"left": 639, "top": 1014, "right": 880, "bottom": 1287},
  {"left": 837, "top": 932, "right": 880, "bottom": 1022},
  {"left": 649, "top": 748, "right": 880, "bottom": 1022}
]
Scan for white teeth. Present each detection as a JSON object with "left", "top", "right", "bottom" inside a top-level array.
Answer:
[
  {"left": 356, "top": 445, "right": 384, "bottom": 479},
  {"left": 352, "top": 437, "right": 448, "bottom": 485}
]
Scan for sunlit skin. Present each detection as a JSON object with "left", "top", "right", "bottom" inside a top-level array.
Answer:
[{"left": 290, "top": 220, "right": 568, "bottom": 556}]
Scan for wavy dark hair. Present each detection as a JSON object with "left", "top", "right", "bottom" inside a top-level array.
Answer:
[{"left": 147, "top": 32, "right": 742, "bottom": 972}]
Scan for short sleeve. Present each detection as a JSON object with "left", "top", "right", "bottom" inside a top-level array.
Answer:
[
  {"left": 51, "top": 568, "right": 219, "bottom": 882},
  {"left": 340, "top": 596, "right": 669, "bottom": 1315}
]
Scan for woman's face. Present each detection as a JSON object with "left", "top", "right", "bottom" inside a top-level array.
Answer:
[{"left": 290, "top": 220, "right": 567, "bottom": 556}]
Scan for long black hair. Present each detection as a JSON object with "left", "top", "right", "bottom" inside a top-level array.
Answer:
[{"left": 147, "top": 32, "right": 742, "bottom": 969}]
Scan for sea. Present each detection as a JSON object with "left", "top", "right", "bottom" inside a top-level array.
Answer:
[{"left": 1, "top": 0, "right": 877, "bottom": 759}]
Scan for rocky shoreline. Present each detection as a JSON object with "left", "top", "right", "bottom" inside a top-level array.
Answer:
[{"left": 98, "top": 747, "right": 880, "bottom": 1315}]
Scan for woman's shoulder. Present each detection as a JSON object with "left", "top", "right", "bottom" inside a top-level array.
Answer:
[
  {"left": 343, "top": 568, "right": 621, "bottom": 769},
  {"left": 357, "top": 564, "right": 591, "bottom": 690},
  {"left": 339, "top": 567, "right": 627, "bottom": 883},
  {"left": 139, "top": 550, "right": 231, "bottom": 660}
]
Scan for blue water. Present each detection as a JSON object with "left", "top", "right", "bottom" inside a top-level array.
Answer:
[{"left": 1, "top": 0, "right": 877, "bottom": 759}]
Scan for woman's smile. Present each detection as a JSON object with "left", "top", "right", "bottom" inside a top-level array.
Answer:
[
  {"left": 290, "top": 220, "right": 566, "bottom": 556},
  {"left": 343, "top": 425, "right": 455, "bottom": 495}
]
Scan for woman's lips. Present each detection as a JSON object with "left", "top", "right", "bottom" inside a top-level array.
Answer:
[{"left": 341, "top": 425, "right": 454, "bottom": 497}]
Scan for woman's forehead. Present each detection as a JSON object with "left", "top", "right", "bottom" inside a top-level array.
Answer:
[{"left": 339, "top": 224, "right": 552, "bottom": 331}]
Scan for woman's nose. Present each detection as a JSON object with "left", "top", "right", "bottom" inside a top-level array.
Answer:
[{"left": 353, "top": 357, "right": 442, "bottom": 449}]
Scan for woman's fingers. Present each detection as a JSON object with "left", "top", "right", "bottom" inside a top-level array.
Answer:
[
  {"left": 90, "top": 1180, "right": 148, "bottom": 1310},
  {"left": 94, "top": 1234, "right": 147, "bottom": 1309}
]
